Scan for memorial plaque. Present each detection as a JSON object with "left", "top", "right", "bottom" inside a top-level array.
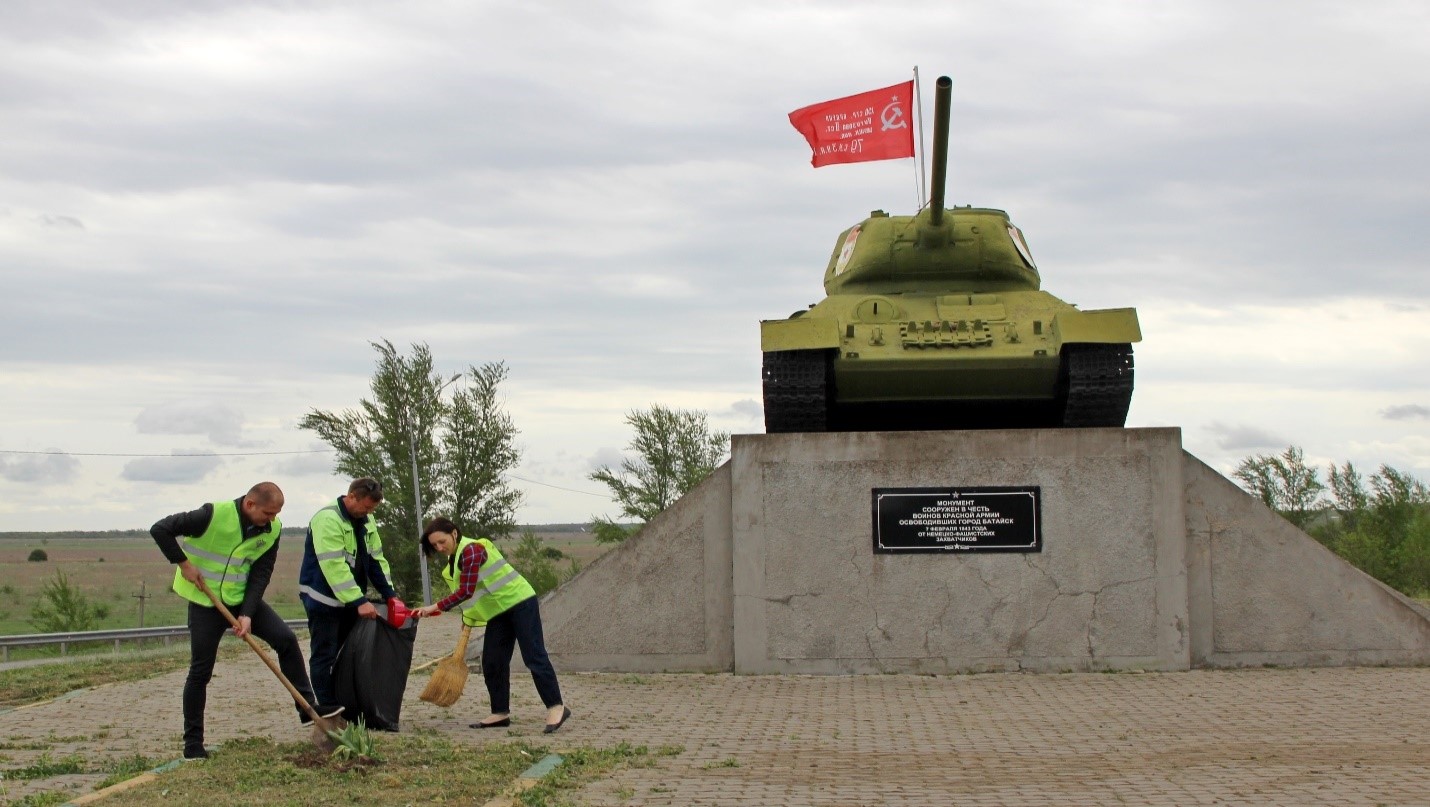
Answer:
[{"left": 872, "top": 486, "right": 1042, "bottom": 553}]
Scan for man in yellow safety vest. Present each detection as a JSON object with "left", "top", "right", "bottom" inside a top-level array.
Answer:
[{"left": 151, "top": 481, "right": 341, "bottom": 761}]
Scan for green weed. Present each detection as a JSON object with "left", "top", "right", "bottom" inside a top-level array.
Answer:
[
  {"left": 3, "top": 753, "right": 86, "bottom": 780},
  {"left": 93, "top": 754, "right": 160, "bottom": 790},
  {"left": 9, "top": 792, "right": 71, "bottom": 807},
  {"left": 328, "top": 717, "right": 379, "bottom": 763}
]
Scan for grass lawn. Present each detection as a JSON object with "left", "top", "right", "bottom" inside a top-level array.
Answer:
[{"left": 3, "top": 565, "right": 678, "bottom": 807}]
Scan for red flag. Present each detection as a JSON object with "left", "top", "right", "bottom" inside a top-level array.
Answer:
[{"left": 788, "top": 81, "right": 914, "bottom": 168}]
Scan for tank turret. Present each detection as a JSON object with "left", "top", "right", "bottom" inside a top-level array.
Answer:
[{"left": 761, "top": 75, "right": 1140, "bottom": 433}]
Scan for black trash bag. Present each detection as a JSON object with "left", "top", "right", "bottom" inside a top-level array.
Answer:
[{"left": 332, "top": 617, "right": 418, "bottom": 731}]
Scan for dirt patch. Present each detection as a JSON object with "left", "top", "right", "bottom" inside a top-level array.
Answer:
[{"left": 290, "top": 747, "right": 382, "bottom": 772}]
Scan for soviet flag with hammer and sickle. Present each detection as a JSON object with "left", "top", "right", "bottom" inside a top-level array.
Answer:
[{"left": 788, "top": 80, "right": 915, "bottom": 168}]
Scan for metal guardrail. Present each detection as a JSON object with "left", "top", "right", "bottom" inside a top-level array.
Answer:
[{"left": 0, "top": 619, "right": 307, "bottom": 663}]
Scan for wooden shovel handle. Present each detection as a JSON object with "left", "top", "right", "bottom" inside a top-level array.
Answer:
[{"left": 194, "top": 577, "right": 323, "bottom": 726}]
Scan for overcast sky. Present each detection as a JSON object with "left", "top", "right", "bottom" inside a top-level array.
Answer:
[{"left": 2, "top": 0, "right": 1428, "bottom": 532}]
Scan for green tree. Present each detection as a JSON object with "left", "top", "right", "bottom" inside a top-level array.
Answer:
[
  {"left": 1348, "top": 466, "right": 1430, "bottom": 596},
  {"left": 1236, "top": 448, "right": 1430, "bottom": 598},
  {"left": 588, "top": 404, "right": 729, "bottom": 544},
  {"left": 27, "top": 548, "right": 47, "bottom": 562},
  {"left": 299, "top": 340, "right": 523, "bottom": 599},
  {"left": 30, "top": 570, "right": 102, "bottom": 633},
  {"left": 1232, "top": 446, "right": 1325, "bottom": 529},
  {"left": 1326, "top": 462, "right": 1369, "bottom": 534}
]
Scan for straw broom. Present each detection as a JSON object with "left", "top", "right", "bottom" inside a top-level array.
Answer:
[{"left": 420, "top": 624, "right": 471, "bottom": 707}]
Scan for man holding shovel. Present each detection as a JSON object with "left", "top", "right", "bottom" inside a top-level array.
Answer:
[{"left": 151, "top": 481, "right": 342, "bottom": 761}]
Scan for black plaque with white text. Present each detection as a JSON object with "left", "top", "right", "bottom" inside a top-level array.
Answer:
[{"left": 872, "top": 487, "right": 1042, "bottom": 553}]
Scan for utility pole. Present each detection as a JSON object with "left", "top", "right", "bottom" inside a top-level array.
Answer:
[
  {"left": 409, "top": 429, "right": 432, "bottom": 605},
  {"left": 407, "top": 373, "right": 455, "bottom": 607},
  {"left": 133, "top": 581, "right": 150, "bottom": 628}
]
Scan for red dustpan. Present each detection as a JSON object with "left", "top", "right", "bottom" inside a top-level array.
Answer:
[{"left": 385, "top": 598, "right": 413, "bottom": 629}]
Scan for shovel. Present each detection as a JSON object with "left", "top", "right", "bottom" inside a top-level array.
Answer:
[
  {"left": 195, "top": 577, "right": 342, "bottom": 753},
  {"left": 419, "top": 624, "right": 471, "bottom": 707}
]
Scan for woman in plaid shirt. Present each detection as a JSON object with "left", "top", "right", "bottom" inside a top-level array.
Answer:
[{"left": 414, "top": 516, "right": 569, "bottom": 733}]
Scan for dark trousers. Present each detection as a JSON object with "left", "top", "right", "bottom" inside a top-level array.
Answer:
[
  {"left": 305, "top": 604, "right": 359, "bottom": 706},
  {"left": 482, "top": 595, "right": 562, "bottom": 713},
  {"left": 184, "top": 601, "right": 315, "bottom": 754}
]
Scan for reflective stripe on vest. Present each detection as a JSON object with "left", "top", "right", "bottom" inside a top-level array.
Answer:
[
  {"left": 297, "top": 584, "right": 343, "bottom": 608},
  {"left": 307, "top": 504, "right": 360, "bottom": 604},
  {"left": 171, "top": 500, "right": 280, "bottom": 608},
  {"left": 439, "top": 536, "right": 536, "bottom": 627},
  {"left": 178, "top": 539, "right": 253, "bottom": 584},
  {"left": 303, "top": 503, "right": 391, "bottom": 607}
]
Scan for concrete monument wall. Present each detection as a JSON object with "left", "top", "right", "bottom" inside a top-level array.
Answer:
[
  {"left": 1183, "top": 455, "right": 1430, "bottom": 667},
  {"left": 540, "top": 428, "right": 1429, "bottom": 674},
  {"left": 537, "top": 464, "right": 732, "bottom": 672}
]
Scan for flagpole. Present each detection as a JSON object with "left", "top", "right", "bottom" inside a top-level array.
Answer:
[{"left": 913, "top": 66, "right": 926, "bottom": 210}]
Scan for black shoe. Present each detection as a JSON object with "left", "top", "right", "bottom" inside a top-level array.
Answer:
[
  {"left": 300, "top": 704, "right": 345, "bottom": 726},
  {"left": 469, "top": 717, "right": 510, "bottom": 729},
  {"left": 543, "top": 706, "right": 572, "bottom": 734},
  {"left": 183, "top": 747, "right": 209, "bottom": 761}
]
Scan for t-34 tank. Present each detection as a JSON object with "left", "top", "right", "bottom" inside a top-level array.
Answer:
[{"left": 761, "top": 76, "right": 1140, "bottom": 433}]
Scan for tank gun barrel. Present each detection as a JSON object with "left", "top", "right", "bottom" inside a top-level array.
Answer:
[{"left": 928, "top": 75, "right": 952, "bottom": 227}]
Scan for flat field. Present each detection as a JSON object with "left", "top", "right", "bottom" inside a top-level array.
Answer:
[
  {"left": 0, "top": 528, "right": 610, "bottom": 638},
  {"left": 529, "top": 528, "right": 611, "bottom": 567},
  {"left": 0, "top": 534, "right": 306, "bottom": 636}
]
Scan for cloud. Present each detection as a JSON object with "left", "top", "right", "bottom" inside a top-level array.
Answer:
[
  {"left": 270, "top": 447, "right": 340, "bottom": 477},
  {"left": 4, "top": 0, "right": 1430, "bottom": 529},
  {"left": 134, "top": 401, "right": 255, "bottom": 447},
  {"left": 38, "top": 214, "right": 84, "bottom": 229},
  {"left": 0, "top": 451, "right": 81, "bottom": 484},
  {"left": 122, "top": 450, "right": 223, "bottom": 483},
  {"left": 587, "top": 447, "right": 624, "bottom": 472},
  {"left": 1205, "top": 422, "right": 1287, "bottom": 451},
  {"left": 1381, "top": 404, "right": 1430, "bottom": 421},
  {"left": 727, "top": 398, "right": 764, "bottom": 422}
]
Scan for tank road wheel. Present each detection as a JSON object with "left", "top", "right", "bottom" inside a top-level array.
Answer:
[
  {"left": 1057, "top": 343, "right": 1135, "bottom": 427},
  {"left": 762, "top": 349, "right": 834, "bottom": 433}
]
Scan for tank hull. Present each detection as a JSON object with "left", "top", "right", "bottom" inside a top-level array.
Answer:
[{"left": 761, "top": 289, "right": 1138, "bottom": 433}]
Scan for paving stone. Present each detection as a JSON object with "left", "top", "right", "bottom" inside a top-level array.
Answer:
[{"left": 1, "top": 616, "right": 1426, "bottom": 805}]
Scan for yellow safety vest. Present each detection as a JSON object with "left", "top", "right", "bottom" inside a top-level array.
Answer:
[
  {"left": 439, "top": 536, "right": 536, "bottom": 627},
  {"left": 171, "top": 500, "right": 280, "bottom": 608},
  {"left": 300, "top": 503, "right": 393, "bottom": 607}
]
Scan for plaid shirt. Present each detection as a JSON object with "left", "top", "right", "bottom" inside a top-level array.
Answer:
[{"left": 436, "top": 541, "right": 487, "bottom": 613}]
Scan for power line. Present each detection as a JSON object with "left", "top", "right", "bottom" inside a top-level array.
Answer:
[{"left": 507, "top": 474, "right": 611, "bottom": 498}]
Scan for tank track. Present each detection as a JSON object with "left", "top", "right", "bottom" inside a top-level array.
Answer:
[
  {"left": 1057, "top": 343, "right": 1135, "bottom": 427},
  {"left": 762, "top": 349, "right": 833, "bottom": 433}
]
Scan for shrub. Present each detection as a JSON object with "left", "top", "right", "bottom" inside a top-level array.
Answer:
[
  {"left": 508, "top": 531, "right": 581, "bottom": 596},
  {"left": 29, "top": 570, "right": 103, "bottom": 633},
  {"left": 28, "top": 548, "right": 48, "bottom": 562}
]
